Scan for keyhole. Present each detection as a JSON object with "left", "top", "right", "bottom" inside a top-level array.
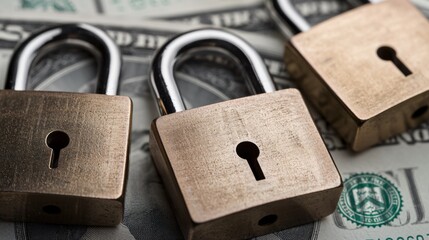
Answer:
[
  {"left": 42, "top": 205, "right": 61, "bottom": 215},
  {"left": 46, "top": 131, "right": 70, "bottom": 169},
  {"left": 236, "top": 141, "right": 265, "bottom": 181},
  {"left": 377, "top": 46, "right": 412, "bottom": 76}
]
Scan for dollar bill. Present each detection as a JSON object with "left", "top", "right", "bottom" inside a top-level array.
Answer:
[
  {"left": 0, "top": 0, "right": 355, "bottom": 34},
  {"left": 3, "top": 0, "right": 428, "bottom": 35},
  {"left": 0, "top": 2, "right": 429, "bottom": 240}
]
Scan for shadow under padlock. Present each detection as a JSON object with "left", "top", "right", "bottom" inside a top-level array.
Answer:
[
  {"left": 0, "top": 23, "right": 132, "bottom": 226},
  {"left": 268, "top": 0, "right": 429, "bottom": 151},
  {"left": 149, "top": 28, "right": 342, "bottom": 240}
]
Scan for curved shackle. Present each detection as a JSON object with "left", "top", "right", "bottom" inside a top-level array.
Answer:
[
  {"left": 6, "top": 23, "right": 122, "bottom": 95},
  {"left": 266, "top": 0, "right": 381, "bottom": 36},
  {"left": 150, "top": 28, "right": 277, "bottom": 115}
]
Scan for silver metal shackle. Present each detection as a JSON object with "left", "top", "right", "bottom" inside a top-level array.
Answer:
[
  {"left": 6, "top": 23, "right": 122, "bottom": 95},
  {"left": 150, "top": 28, "right": 277, "bottom": 115},
  {"left": 266, "top": 0, "right": 380, "bottom": 37}
]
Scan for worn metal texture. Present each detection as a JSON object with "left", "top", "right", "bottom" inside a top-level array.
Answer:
[
  {"left": 150, "top": 89, "right": 342, "bottom": 240},
  {"left": 0, "top": 90, "right": 132, "bottom": 226},
  {"left": 284, "top": 0, "right": 429, "bottom": 151}
]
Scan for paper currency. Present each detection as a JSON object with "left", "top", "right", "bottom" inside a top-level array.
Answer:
[
  {"left": 4, "top": 0, "right": 428, "bottom": 34},
  {"left": 0, "top": 1, "right": 428, "bottom": 240},
  {"left": 3, "top": 0, "right": 429, "bottom": 33},
  {"left": 7, "top": 0, "right": 262, "bottom": 17},
  {"left": 0, "top": 0, "right": 354, "bottom": 34}
]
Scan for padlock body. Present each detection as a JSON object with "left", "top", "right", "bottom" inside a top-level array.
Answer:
[
  {"left": 284, "top": 0, "right": 429, "bottom": 151},
  {"left": 150, "top": 89, "right": 342, "bottom": 239},
  {"left": 0, "top": 90, "right": 132, "bottom": 226}
]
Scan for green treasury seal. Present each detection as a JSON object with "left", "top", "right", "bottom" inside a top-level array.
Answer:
[{"left": 337, "top": 173, "right": 403, "bottom": 227}]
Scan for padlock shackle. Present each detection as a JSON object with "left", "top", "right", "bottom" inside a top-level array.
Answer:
[
  {"left": 5, "top": 23, "right": 122, "bottom": 95},
  {"left": 266, "top": 0, "right": 379, "bottom": 37},
  {"left": 266, "top": 0, "right": 310, "bottom": 36},
  {"left": 150, "top": 28, "right": 277, "bottom": 115}
]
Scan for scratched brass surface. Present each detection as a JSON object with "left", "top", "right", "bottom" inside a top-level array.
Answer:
[
  {"left": 150, "top": 89, "right": 342, "bottom": 240},
  {"left": 284, "top": 0, "right": 429, "bottom": 151},
  {"left": 0, "top": 90, "right": 132, "bottom": 226}
]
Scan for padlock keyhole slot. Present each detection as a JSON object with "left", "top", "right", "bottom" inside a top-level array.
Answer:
[
  {"left": 236, "top": 141, "right": 265, "bottom": 181},
  {"left": 412, "top": 105, "right": 428, "bottom": 119},
  {"left": 377, "top": 46, "right": 412, "bottom": 76},
  {"left": 42, "top": 205, "right": 61, "bottom": 215},
  {"left": 258, "top": 214, "right": 277, "bottom": 226},
  {"left": 46, "top": 131, "right": 70, "bottom": 169}
]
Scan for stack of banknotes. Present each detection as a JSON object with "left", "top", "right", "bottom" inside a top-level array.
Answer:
[{"left": 0, "top": 0, "right": 428, "bottom": 239}]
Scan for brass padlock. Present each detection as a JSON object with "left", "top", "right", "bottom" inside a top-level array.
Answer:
[
  {"left": 149, "top": 29, "right": 342, "bottom": 239},
  {"left": 0, "top": 24, "right": 132, "bottom": 226},
  {"left": 274, "top": 0, "right": 429, "bottom": 151}
]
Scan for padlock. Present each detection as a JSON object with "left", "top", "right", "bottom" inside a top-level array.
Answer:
[
  {"left": 272, "top": 0, "right": 429, "bottom": 151},
  {"left": 0, "top": 23, "right": 132, "bottom": 226},
  {"left": 149, "top": 29, "right": 342, "bottom": 239}
]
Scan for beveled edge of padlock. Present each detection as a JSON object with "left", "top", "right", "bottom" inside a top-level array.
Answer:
[
  {"left": 284, "top": 40, "right": 368, "bottom": 124},
  {"left": 101, "top": 93, "right": 132, "bottom": 203},
  {"left": 116, "top": 94, "right": 132, "bottom": 206},
  {"left": 284, "top": 41, "right": 364, "bottom": 147},
  {"left": 149, "top": 121, "right": 195, "bottom": 239},
  {"left": 0, "top": 89, "right": 133, "bottom": 104}
]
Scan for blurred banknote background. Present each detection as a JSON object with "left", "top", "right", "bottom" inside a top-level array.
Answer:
[{"left": 0, "top": 0, "right": 429, "bottom": 239}]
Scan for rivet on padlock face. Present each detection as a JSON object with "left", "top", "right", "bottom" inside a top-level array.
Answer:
[
  {"left": 272, "top": 0, "right": 429, "bottom": 151},
  {"left": 0, "top": 23, "right": 132, "bottom": 226},
  {"left": 149, "top": 28, "right": 342, "bottom": 239}
]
